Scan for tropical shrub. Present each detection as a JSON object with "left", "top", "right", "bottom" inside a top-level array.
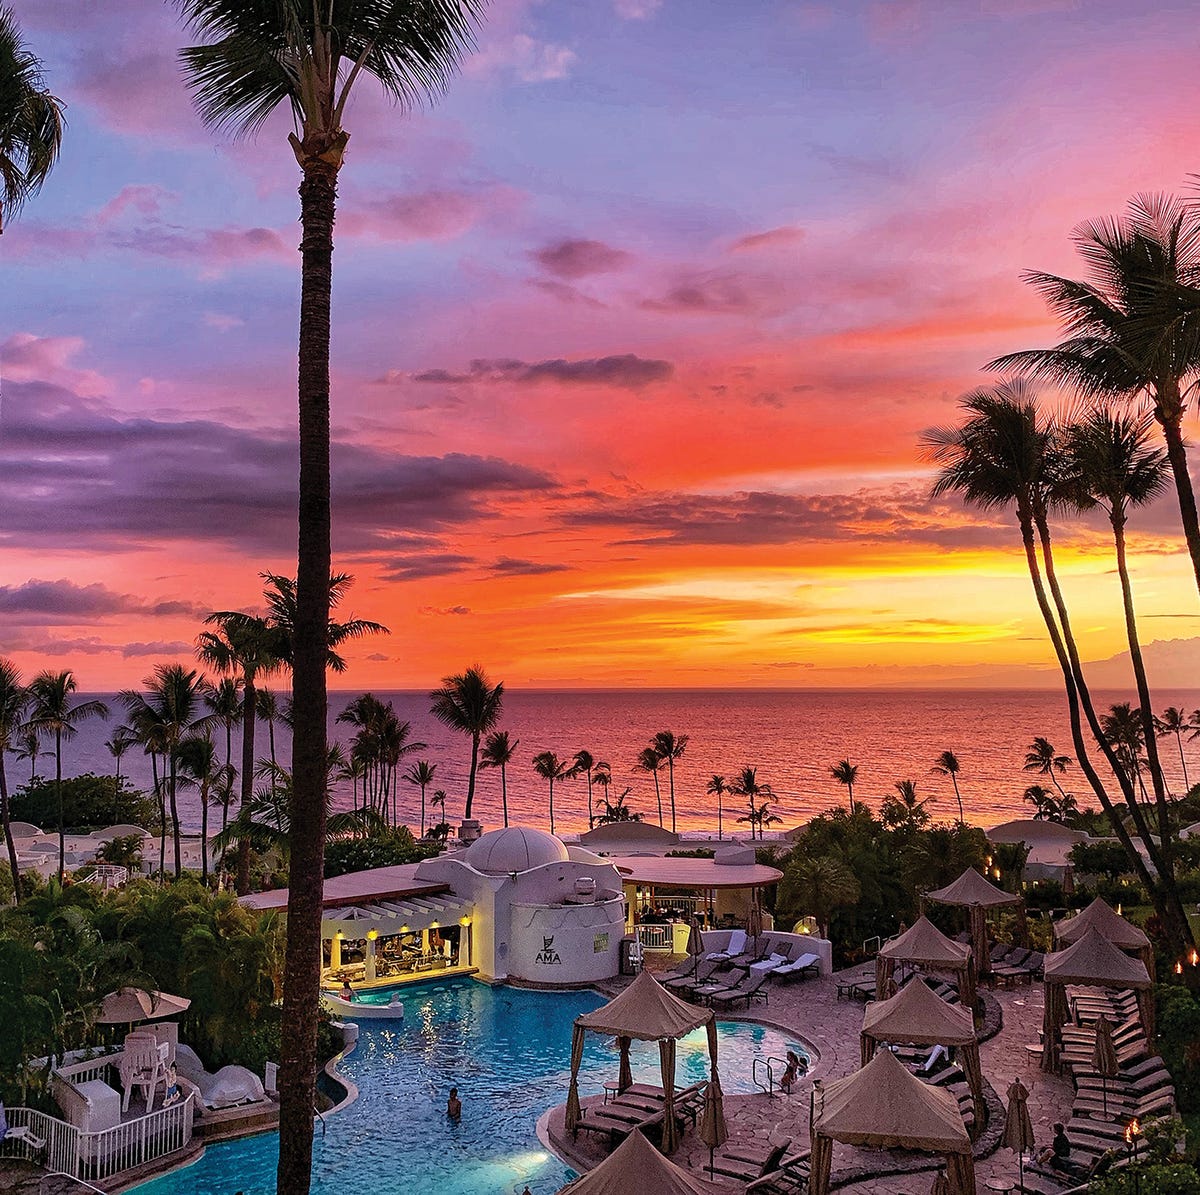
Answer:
[
  {"left": 11, "top": 774, "right": 159, "bottom": 832},
  {"left": 1089, "top": 1165, "right": 1200, "bottom": 1195},
  {"left": 1070, "top": 840, "right": 1138, "bottom": 882},
  {"left": 95, "top": 834, "right": 144, "bottom": 871},
  {"left": 323, "top": 827, "right": 435, "bottom": 878},
  {"left": 1156, "top": 986, "right": 1200, "bottom": 1112}
]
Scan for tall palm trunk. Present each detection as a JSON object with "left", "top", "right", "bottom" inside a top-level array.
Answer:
[
  {"left": 1033, "top": 512, "right": 1193, "bottom": 953},
  {"left": 420, "top": 781, "right": 427, "bottom": 837},
  {"left": 464, "top": 731, "right": 480, "bottom": 820},
  {"left": 236, "top": 676, "right": 257, "bottom": 895},
  {"left": 500, "top": 763, "right": 509, "bottom": 828},
  {"left": 200, "top": 775, "right": 210, "bottom": 885},
  {"left": 223, "top": 720, "right": 233, "bottom": 835},
  {"left": 667, "top": 757, "right": 676, "bottom": 834},
  {"left": 1155, "top": 380, "right": 1200, "bottom": 596},
  {"left": 279, "top": 161, "right": 335, "bottom": 1195},
  {"left": 152, "top": 752, "right": 166, "bottom": 881},
  {"left": 1173, "top": 729, "right": 1189, "bottom": 792},
  {"left": 653, "top": 772, "right": 662, "bottom": 827},
  {"left": 950, "top": 775, "right": 963, "bottom": 823},
  {"left": 1111, "top": 516, "right": 1173, "bottom": 850},
  {"left": 548, "top": 776, "right": 556, "bottom": 836},
  {"left": 1, "top": 752, "right": 21, "bottom": 901},
  {"left": 55, "top": 728, "right": 64, "bottom": 884},
  {"left": 168, "top": 753, "right": 182, "bottom": 879}
]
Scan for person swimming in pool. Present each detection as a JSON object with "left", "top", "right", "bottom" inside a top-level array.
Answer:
[{"left": 446, "top": 1087, "right": 461, "bottom": 1121}]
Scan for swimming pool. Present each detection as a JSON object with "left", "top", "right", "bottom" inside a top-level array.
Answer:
[{"left": 133, "top": 979, "right": 808, "bottom": 1195}]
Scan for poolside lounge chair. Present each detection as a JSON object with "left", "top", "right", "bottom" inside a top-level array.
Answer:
[
  {"left": 745, "top": 1149, "right": 811, "bottom": 1195},
  {"left": 708, "top": 1137, "right": 793, "bottom": 1182},
  {"left": 707, "top": 969, "right": 770, "bottom": 1009},
  {"left": 0, "top": 1103, "right": 45, "bottom": 1155},
  {"left": 773, "top": 952, "right": 820, "bottom": 982},
  {"left": 662, "top": 956, "right": 727, "bottom": 989},
  {"left": 749, "top": 951, "right": 791, "bottom": 976},
  {"left": 707, "top": 929, "right": 747, "bottom": 961}
]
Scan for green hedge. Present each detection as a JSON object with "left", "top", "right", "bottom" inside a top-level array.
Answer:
[
  {"left": 10, "top": 774, "right": 160, "bottom": 832},
  {"left": 1089, "top": 1165, "right": 1200, "bottom": 1195}
]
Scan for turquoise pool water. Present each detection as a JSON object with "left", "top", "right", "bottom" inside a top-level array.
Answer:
[{"left": 133, "top": 979, "right": 807, "bottom": 1195}]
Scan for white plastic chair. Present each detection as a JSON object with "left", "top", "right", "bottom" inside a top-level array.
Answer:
[
  {"left": 627, "top": 938, "right": 644, "bottom": 974},
  {"left": 119, "top": 1035, "right": 165, "bottom": 1112}
]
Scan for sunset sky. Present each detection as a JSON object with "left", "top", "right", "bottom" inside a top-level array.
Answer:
[{"left": 4, "top": 0, "right": 1200, "bottom": 690}]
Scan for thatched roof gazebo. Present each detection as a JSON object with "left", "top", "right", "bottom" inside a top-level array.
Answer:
[
  {"left": 861, "top": 977, "right": 985, "bottom": 1139},
  {"left": 925, "top": 867, "right": 1024, "bottom": 979},
  {"left": 1053, "top": 898, "right": 1152, "bottom": 970},
  {"left": 1041, "top": 927, "right": 1153, "bottom": 1073},
  {"left": 809, "top": 1048, "right": 975, "bottom": 1195},
  {"left": 556, "top": 1128, "right": 717, "bottom": 1194},
  {"left": 565, "top": 970, "right": 723, "bottom": 1155},
  {"left": 876, "top": 916, "right": 976, "bottom": 1011}
]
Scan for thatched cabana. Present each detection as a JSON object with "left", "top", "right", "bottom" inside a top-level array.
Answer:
[
  {"left": 1053, "top": 898, "right": 1153, "bottom": 971},
  {"left": 808, "top": 1048, "right": 975, "bottom": 1195},
  {"left": 556, "top": 1128, "right": 717, "bottom": 1194},
  {"left": 1041, "top": 927, "right": 1153, "bottom": 1073},
  {"left": 925, "top": 867, "right": 1025, "bottom": 979},
  {"left": 861, "top": 977, "right": 985, "bottom": 1140},
  {"left": 876, "top": 916, "right": 976, "bottom": 1011},
  {"left": 565, "top": 970, "right": 723, "bottom": 1155}
]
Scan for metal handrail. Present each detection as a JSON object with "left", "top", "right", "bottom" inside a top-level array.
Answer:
[
  {"left": 752, "top": 1055, "right": 789, "bottom": 1097},
  {"left": 40, "top": 1172, "right": 107, "bottom": 1194}
]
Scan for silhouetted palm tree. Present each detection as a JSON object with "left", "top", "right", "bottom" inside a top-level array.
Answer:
[
  {"left": 635, "top": 747, "right": 664, "bottom": 827},
  {"left": 480, "top": 731, "right": 518, "bottom": 828},
  {"left": 177, "top": 732, "right": 234, "bottom": 884},
  {"left": 532, "top": 751, "right": 571, "bottom": 837},
  {"left": 706, "top": 774, "right": 728, "bottom": 840},
  {"left": 429, "top": 789, "right": 449, "bottom": 837},
  {"left": 829, "top": 759, "right": 858, "bottom": 815},
  {"left": 652, "top": 730, "right": 688, "bottom": 834},
  {"left": 1023, "top": 736, "right": 1072, "bottom": 800},
  {"left": 204, "top": 677, "right": 243, "bottom": 833},
  {"left": 1155, "top": 706, "right": 1190, "bottom": 793},
  {"left": 196, "top": 612, "right": 284, "bottom": 893},
  {"left": 403, "top": 759, "right": 437, "bottom": 838},
  {"left": 174, "top": 3, "right": 480, "bottom": 1177},
  {"left": 0, "top": 658, "right": 28, "bottom": 898},
  {"left": 571, "top": 749, "right": 596, "bottom": 829},
  {"left": 992, "top": 193, "right": 1200, "bottom": 596},
  {"left": 24, "top": 670, "right": 108, "bottom": 882},
  {"left": 1023, "top": 784, "right": 1058, "bottom": 821},
  {"left": 105, "top": 727, "right": 136, "bottom": 789},
  {"left": 1065, "top": 404, "right": 1173, "bottom": 841},
  {"left": 430, "top": 667, "right": 503, "bottom": 822},
  {"left": 10, "top": 727, "right": 44, "bottom": 783},
  {"left": 0, "top": 6, "right": 64, "bottom": 234},
  {"left": 730, "top": 766, "right": 775, "bottom": 840},
  {"left": 930, "top": 750, "right": 964, "bottom": 823}
]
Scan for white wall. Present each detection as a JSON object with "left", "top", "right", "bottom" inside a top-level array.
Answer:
[{"left": 508, "top": 897, "right": 626, "bottom": 984}]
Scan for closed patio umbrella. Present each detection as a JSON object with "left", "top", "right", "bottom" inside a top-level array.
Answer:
[
  {"left": 687, "top": 916, "right": 704, "bottom": 979},
  {"left": 96, "top": 988, "right": 190, "bottom": 1025},
  {"left": 1002, "top": 1079, "right": 1035, "bottom": 1192},
  {"left": 747, "top": 896, "right": 764, "bottom": 956},
  {"left": 698, "top": 1071, "right": 727, "bottom": 1176},
  {"left": 1092, "top": 1016, "right": 1119, "bottom": 1121},
  {"left": 931, "top": 1171, "right": 950, "bottom": 1195}
]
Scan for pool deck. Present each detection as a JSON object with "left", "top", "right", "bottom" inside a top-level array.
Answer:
[{"left": 541, "top": 954, "right": 1075, "bottom": 1192}]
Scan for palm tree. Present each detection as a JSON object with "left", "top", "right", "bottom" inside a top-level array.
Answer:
[
  {"left": 0, "top": 658, "right": 28, "bottom": 899},
  {"left": 480, "top": 731, "right": 518, "bottom": 829},
  {"left": 652, "top": 731, "right": 688, "bottom": 834},
  {"left": 780, "top": 855, "right": 861, "bottom": 939},
  {"left": 259, "top": 572, "right": 388, "bottom": 673},
  {"left": 257, "top": 688, "right": 281, "bottom": 772},
  {"left": 706, "top": 774, "right": 728, "bottom": 840},
  {"left": 0, "top": 6, "right": 64, "bottom": 234},
  {"left": 1155, "top": 706, "right": 1191, "bottom": 793},
  {"left": 429, "top": 789, "right": 449, "bottom": 835},
  {"left": 992, "top": 193, "right": 1200, "bottom": 596},
  {"left": 635, "top": 747, "right": 664, "bottom": 827},
  {"left": 1101, "top": 703, "right": 1148, "bottom": 800},
  {"left": 174, "top": 4, "right": 479, "bottom": 1177},
  {"left": 730, "top": 766, "right": 774, "bottom": 840},
  {"left": 571, "top": 749, "right": 596, "bottom": 829},
  {"left": 23, "top": 671, "right": 108, "bottom": 883},
  {"left": 1022, "top": 784, "right": 1059, "bottom": 821},
  {"left": 105, "top": 728, "right": 136, "bottom": 789},
  {"left": 1023, "top": 736, "right": 1072, "bottom": 800},
  {"left": 591, "top": 761, "right": 612, "bottom": 824},
  {"left": 924, "top": 383, "right": 1192, "bottom": 952},
  {"left": 177, "top": 732, "right": 234, "bottom": 884},
  {"left": 531, "top": 751, "right": 571, "bottom": 837},
  {"left": 120, "top": 664, "right": 207, "bottom": 879},
  {"left": 429, "top": 667, "right": 504, "bottom": 823},
  {"left": 882, "top": 779, "right": 931, "bottom": 832},
  {"left": 10, "top": 727, "right": 44, "bottom": 782},
  {"left": 204, "top": 677, "right": 243, "bottom": 833},
  {"left": 403, "top": 760, "right": 437, "bottom": 837},
  {"left": 1065, "top": 405, "right": 1173, "bottom": 837},
  {"left": 196, "top": 611, "right": 284, "bottom": 893},
  {"left": 930, "top": 750, "right": 965, "bottom": 823},
  {"left": 596, "top": 786, "right": 641, "bottom": 825},
  {"left": 829, "top": 759, "right": 858, "bottom": 815}
]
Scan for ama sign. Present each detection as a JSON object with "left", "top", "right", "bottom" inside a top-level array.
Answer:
[{"left": 535, "top": 935, "right": 562, "bottom": 965}]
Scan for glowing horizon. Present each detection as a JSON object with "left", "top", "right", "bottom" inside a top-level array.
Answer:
[{"left": 3, "top": 0, "right": 1199, "bottom": 691}]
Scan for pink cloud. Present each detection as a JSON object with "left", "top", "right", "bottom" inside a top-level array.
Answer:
[
  {"left": 339, "top": 185, "right": 521, "bottom": 243},
  {"left": 2, "top": 333, "right": 109, "bottom": 397},
  {"left": 731, "top": 226, "right": 805, "bottom": 253},
  {"left": 466, "top": 34, "right": 577, "bottom": 83}
]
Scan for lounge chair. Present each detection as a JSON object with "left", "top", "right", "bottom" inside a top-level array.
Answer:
[
  {"left": 662, "top": 956, "right": 728, "bottom": 989},
  {"left": 709, "top": 1138, "right": 793, "bottom": 1182},
  {"left": 745, "top": 1150, "right": 811, "bottom": 1195},
  {"left": 708, "top": 969, "right": 770, "bottom": 1009},
  {"left": 0, "top": 1103, "right": 45, "bottom": 1155},
  {"left": 773, "top": 952, "right": 820, "bottom": 982},
  {"left": 749, "top": 952, "right": 791, "bottom": 976},
  {"left": 706, "top": 929, "right": 747, "bottom": 961}
]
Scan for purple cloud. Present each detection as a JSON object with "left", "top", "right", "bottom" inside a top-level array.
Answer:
[
  {"left": 0, "top": 579, "right": 205, "bottom": 624},
  {"left": 409, "top": 354, "right": 672, "bottom": 389},
  {"left": 531, "top": 238, "right": 633, "bottom": 279}
]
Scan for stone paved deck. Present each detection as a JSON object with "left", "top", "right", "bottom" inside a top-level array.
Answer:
[{"left": 558, "top": 956, "right": 1075, "bottom": 1192}]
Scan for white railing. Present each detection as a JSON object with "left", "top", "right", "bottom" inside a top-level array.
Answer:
[
  {"left": 75, "top": 864, "right": 128, "bottom": 889},
  {"left": 2, "top": 1096, "right": 193, "bottom": 1184},
  {"left": 636, "top": 924, "right": 673, "bottom": 951},
  {"left": 55, "top": 1054, "right": 117, "bottom": 1087}
]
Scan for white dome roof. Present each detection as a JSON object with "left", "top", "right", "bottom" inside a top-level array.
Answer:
[{"left": 465, "top": 826, "right": 569, "bottom": 875}]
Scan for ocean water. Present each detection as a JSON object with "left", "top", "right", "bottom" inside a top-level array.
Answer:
[
  {"left": 24, "top": 687, "right": 1200, "bottom": 839},
  {"left": 130, "top": 978, "right": 807, "bottom": 1195}
]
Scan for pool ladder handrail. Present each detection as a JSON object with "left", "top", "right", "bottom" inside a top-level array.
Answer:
[
  {"left": 752, "top": 1055, "right": 789, "bottom": 1097},
  {"left": 314, "top": 1099, "right": 327, "bottom": 1137},
  {"left": 40, "top": 1173, "right": 107, "bottom": 1194}
]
